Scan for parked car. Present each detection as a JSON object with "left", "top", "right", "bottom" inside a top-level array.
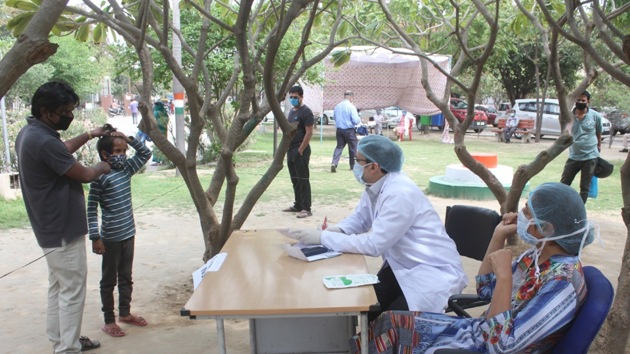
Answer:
[
  {"left": 497, "top": 102, "right": 511, "bottom": 118},
  {"left": 450, "top": 98, "right": 488, "bottom": 132},
  {"left": 315, "top": 113, "right": 329, "bottom": 125},
  {"left": 475, "top": 104, "right": 498, "bottom": 127},
  {"left": 606, "top": 109, "right": 630, "bottom": 135},
  {"left": 321, "top": 110, "right": 335, "bottom": 125},
  {"left": 513, "top": 98, "right": 611, "bottom": 138}
]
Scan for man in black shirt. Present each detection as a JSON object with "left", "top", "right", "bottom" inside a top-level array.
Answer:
[{"left": 282, "top": 86, "right": 314, "bottom": 218}]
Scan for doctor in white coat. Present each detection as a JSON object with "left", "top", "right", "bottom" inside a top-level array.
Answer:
[{"left": 290, "top": 135, "right": 468, "bottom": 321}]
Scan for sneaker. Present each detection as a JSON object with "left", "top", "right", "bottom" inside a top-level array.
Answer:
[
  {"left": 296, "top": 210, "right": 312, "bottom": 218},
  {"left": 620, "top": 148, "right": 628, "bottom": 153},
  {"left": 331, "top": 165, "right": 337, "bottom": 173}
]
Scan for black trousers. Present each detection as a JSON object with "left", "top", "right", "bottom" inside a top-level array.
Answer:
[
  {"left": 331, "top": 128, "right": 358, "bottom": 169},
  {"left": 287, "top": 145, "right": 312, "bottom": 212},
  {"left": 369, "top": 263, "right": 408, "bottom": 322},
  {"left": 560, "top": 157, "right": 597, "bottom": 203},
  {"left": 100, "top": 237, "right": 135, "bottom": 324}
]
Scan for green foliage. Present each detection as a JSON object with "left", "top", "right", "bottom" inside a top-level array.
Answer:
[
  {"left": 0, "top": 109, "right": 26, "bottom": 172},
  {"left": 47, "top": 36, "right": 107, "bottom": 97},
  {"left": 330, "top": 48, "right": 351, "bottom": 67},
  {"left": 6, "top": 62, "right": 54, "bottom": 103}
]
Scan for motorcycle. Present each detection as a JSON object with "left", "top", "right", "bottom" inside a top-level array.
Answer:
[{"left": 108, "top": 106, "right": 125, "bottom": 117}]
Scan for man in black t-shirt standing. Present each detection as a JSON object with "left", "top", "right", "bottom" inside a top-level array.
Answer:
[
  {"left": 282, "top": 86, "right": 314, "bottom": 218},
  {"left": 16, "top": 81, "right": 110, "bottom": 353}
]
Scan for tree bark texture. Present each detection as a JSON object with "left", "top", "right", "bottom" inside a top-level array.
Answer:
[{"left": 0, "top": 0, "right": 69, "bottom": 99}]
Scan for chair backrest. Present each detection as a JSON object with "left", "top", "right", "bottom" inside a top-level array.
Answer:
[
  {"left": 552, "top": 266, "right": 614, "bottom": 354},
  {"left": 444, "top": 205, "right": 501, "bottom": 261}
]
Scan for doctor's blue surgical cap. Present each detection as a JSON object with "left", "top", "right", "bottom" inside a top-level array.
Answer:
[
  {"left": 528, "top": 182, "right": 594, "bottom": 255},
  {"left": 357, "top": 135, "right": 404, "bottom": 173}
]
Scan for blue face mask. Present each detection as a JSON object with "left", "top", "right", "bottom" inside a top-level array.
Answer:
[
  {"left": 107, "top": 154, "right": 127, "bottom": 170},
  {"left": 517, "top": 210, "right": 540, "bottom": 245},
  {"left": 352, "top": 162, "right": 371, "bottom": 185},
  {"left": 289, "top": 97, "right": 300, "bottom": 107}
]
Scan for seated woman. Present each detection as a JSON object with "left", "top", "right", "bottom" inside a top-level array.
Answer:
[{"left": 350, "top": 182, "right": 596, "bottom": 354}]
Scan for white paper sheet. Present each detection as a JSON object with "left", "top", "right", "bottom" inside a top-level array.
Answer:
[
  {"left": 192, "top": 252, "right": 227, "bottom": 289},
  {"left": 322, "top": 274, "right": 380, "bottom": 289}
]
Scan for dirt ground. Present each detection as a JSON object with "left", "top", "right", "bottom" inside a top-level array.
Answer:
[
  {"left": 0, "top": 194, "right": 626, "bottom": 354},
  {"left": 2, "top": 115, "right": 627, "bottom": 353}
]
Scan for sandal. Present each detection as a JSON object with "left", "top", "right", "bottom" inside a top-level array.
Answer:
[
  {"left": 79, "top": 336, "right": 101, "bottom": 351},
  {"left": 296, "top": 210, "right": 312, "bottom": 219},
  {"left": 282, "top": 206, "right": 299, "bottom": 212},
  {"left": 102, "top": 324, "right": 126, "bottom": 337},
  {"left": 120, "top": 314, "right": 148, "bottom": 327}
]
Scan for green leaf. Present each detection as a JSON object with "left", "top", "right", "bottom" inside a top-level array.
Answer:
[
  {"left": 75, "top": 24, "right": 90, "bottom": 42},
  {"left": 7, "top": 12, "right": 34, "bottom": 37},
  {"left": 93, "top": 23, "right": 105, "bottom": 44},
  {"left": 6, "top": 0, "right": 38, "bottom": 11},
  {"left": 330, "top": 49, "right": 351, "bottom": 67},
  {"left": 55, "top": 16, "right": 78, "bottom": 32}
]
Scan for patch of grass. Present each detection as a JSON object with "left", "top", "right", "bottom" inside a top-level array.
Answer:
[
  {"left": 2, "top": 127, "right": 624, "bottom": 230},
  {"left": 0, "top": 197, "right": 30, "bottom": 229}
]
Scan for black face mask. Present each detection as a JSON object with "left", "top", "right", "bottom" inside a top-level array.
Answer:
[
  {"left": 575, "top": 102, "right": 588, "bottom": 111},
  {"left": 52, "top": 113, "right": 74, "bottom": 131}
]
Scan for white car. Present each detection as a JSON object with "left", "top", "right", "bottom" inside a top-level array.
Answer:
[{"left": 513, "top": 98, "right": 611, "bottom": 138}]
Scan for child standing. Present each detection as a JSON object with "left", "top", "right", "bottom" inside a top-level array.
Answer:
[{"left": 88, "top": 128, "right": 152, "bottom": 337}]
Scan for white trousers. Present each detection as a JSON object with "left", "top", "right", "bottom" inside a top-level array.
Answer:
[{"left": 42, "top": 236, "right": 87, "bottom": 354}]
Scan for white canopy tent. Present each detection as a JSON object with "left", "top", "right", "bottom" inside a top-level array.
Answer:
[{"left": 323, "top": 46, "right": 450, "bottom": 116}]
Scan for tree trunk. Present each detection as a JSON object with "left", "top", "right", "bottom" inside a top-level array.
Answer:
[
  {"left": 595, "top": 148, "right": 630, "bottom": 352},
  {"left": 0, "top": 0, "right": 69, "bottom": 99}
]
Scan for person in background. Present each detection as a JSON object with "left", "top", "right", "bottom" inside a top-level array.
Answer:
[
  {"left": 504, "top": 109, "right": 519, "bottom": 143},
  {"left": 290, "top": 135, "right": 467, "bottom": 322},
  {"left": 330, "top": 90, "right": 361, "bottom": 172},
  {"left": 151, "top": 101, "right": 170, "bottom": 165},
  {"left": 397, "top": 110, "right": 413, "bottom": 141},
  {"left": 153, "top": 101, "right": 169, "bottom": 135},
  {"left": 282, "top": 86, "right": 314, "bottom": 219},
  {"left": 349, "top": 183, "right": 596, "bottom": 354},
  {"left": 619, "top": 133, "right": 629, "bottom": 153},
  {"left": 560, "top": 90, "right": 602, "bottom": 203},
  {"left": 88, "top": 126, "right": 152, "bottom": 338},
  {"left": 373, "top": 109, "right": 384, "bottom": 136},
  {"left": 15, "top": 81, "right": 110, "bottom": 353},
  {"left": 128, "top": 98, "right": 139, "bottom": 125}
]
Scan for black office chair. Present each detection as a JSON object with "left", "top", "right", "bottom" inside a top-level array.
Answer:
[{"left": 444, "top": 205, "right": 501, "bottom": 316}]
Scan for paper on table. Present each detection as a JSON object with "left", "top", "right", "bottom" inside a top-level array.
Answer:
[
  {"left": 284, "top": 241, "right": 342, "bottom": 262},
  {"left": 192, "top": 252, "right": 227, "bottom": 290},
  {"left": 322, "top": 274, "right": 380, "bottom": 289}
]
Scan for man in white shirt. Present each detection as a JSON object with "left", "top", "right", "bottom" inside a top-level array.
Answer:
[
  {"left": 503, "top": 109, "right": 519, "bottom": 143},
  {"left": 290, "top": 135, "right": 467, "bottom": 321},
  {"left": 373, "top": 109, "right": 384, "bottom": 135}
]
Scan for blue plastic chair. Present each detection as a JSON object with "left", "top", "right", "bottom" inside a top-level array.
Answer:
[
  {"left": 552, "top": 266, "right": 614, "bottom": 354},
  {"left": 436, "top": 265, "right": 614, "bottom": 354}
]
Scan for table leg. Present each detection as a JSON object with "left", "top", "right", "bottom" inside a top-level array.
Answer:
[
  {"left": 249, "top": 319, "right": 256, "bottom": 354},
  {"left": 360, "top": 312, "right": 368, "bottom": 354},
  {"left": 216, "top": 319, "right": 227, "bottom": 354}
]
